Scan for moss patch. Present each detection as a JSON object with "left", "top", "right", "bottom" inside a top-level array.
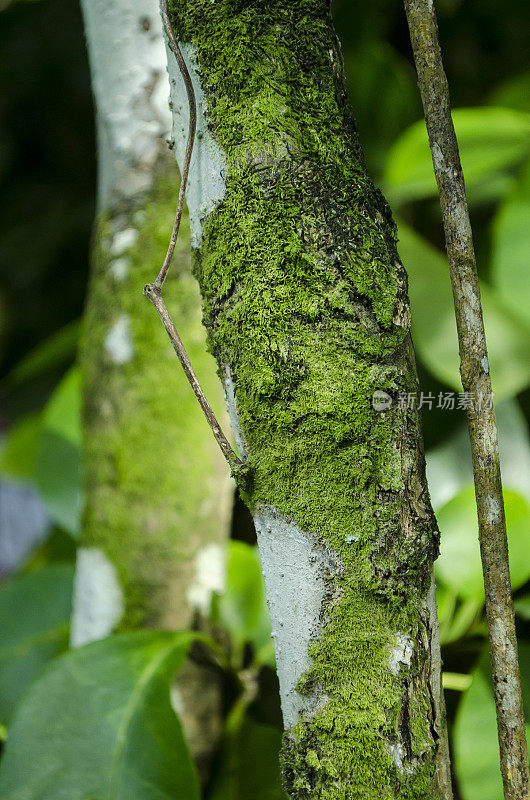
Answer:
[
  {"left": 168, "top": 1, "right": 442, "bottom": 797},
  {"left": 81, "top": 159, "right": 231, "bottom": 630}
]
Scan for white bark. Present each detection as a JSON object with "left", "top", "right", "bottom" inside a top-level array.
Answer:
[
  {"left": 73, "top": 0, "right": 173, "bottom": 647},
  {"left": 80, "top": 0, "right": 171, "bottom": 210},
  {"left": 75, "top": 2, "right": 234, "bottom": 674},
  {"left": 71, "top": 547, "right": 124, "bottom": 648},
  {"left": 254, "top": 508, "right": 338, "bottom": 729},
  {"left": 166, "top": 43, "right": 227, "bottom": 247}
]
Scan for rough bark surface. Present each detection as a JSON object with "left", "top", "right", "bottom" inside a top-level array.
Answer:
[{"left": 165, "top": 1, "right": 451, "bottom": 797}]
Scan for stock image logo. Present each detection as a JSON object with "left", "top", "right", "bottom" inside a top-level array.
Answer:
[{"left": 372, "top": 390, "right": 393, "bottom": 411}]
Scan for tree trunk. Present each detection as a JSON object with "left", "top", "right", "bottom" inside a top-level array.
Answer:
[
  {"left": 163, "top": 1, "right": 452, "bottom": 797},
  {"left": 72, "top": 0, "right": 232, "bottom": 772}
]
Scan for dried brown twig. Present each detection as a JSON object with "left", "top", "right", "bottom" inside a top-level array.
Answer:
[
  {"left": 403, "top": 1, "right": 529, "bottom": 797},
  {"left": 144, "top": 1, "right": 242, "bottom": 473}
]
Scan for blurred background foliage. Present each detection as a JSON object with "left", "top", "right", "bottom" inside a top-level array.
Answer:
[{"left": 0, "top": 0, "right": 529, "bottom": 798}]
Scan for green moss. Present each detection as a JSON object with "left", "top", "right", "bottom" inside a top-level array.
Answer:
[
  {"left": 168, "top": 1, "right": 442, "bottom": 796},
  {"left": 81, "top": 159, "right": 231, "bottom": 630}
]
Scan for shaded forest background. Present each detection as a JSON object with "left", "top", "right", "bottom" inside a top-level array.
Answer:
[{"left": 0, "top": 1, "right": 529, "bottom": 798}]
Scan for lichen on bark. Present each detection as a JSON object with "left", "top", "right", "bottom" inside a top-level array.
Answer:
[{"left": 167, "top": 1, "right": 450, "bottom": 797}]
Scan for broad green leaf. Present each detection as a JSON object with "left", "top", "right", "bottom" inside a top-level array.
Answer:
[
  {"left": 0, "top": 631, "right": 200, "bottom": 800},
  {"left": 0, "top": 564, "right": 73, "bottom": 724},
  {"left": 398, "top": 221, "right": 530, "bottom": 398},
  {"left": 491, "top": 160, "right": 530, "bottom": 327},
  {"left": 385, "top": 107, "right": 530, "bottom": 204},
  {"left": 396, "top": 222, "right": 458, "bottom": 390},
  {"left": 454, "top": 645, "right": 530, "bottom": 800},
  {"left": 437, "top": 588, "right": 483, "bottom": 645},
  {"left": 0, "top": 370, "right": 82, "bottom": 532},
  {"left": 342, "top": 39, "right": 419, "bottom": 174},
  {"left": 34, "top": 430, "right": 81, "bottom": 535},
  {"left": 0, "top": 414, "right": 42, "bottom": 482},
  {"left": 435, "top": 486, "right": 530, "bottom": 600},
  {"left": 214, "top": 542, "right": 274, "bottom": 668},
  {"left": 455, "top": 171, "right": 516, "bottom": 206},
  {"left": 426, "top": 400, "right": 530, "bottom": 510},
  {"left": 435, "top": 582, "right": 456, "bottom": 636},
  {"left": 1, "top": 321, "right": 79, "bottom": 392},
  {"left": 42, "top": 367, "right": 81, "bottom": 446},
  {"left": 454, "top": 667, "right": 502, "bottom": 800},
  {"left": 23, "top": 528, "right": 77, "bottom": 570},
  {"left": 209, "top": 718, "right": 286, "bottom": 800}
]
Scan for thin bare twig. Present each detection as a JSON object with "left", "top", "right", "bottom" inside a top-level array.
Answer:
[
  {"left": 144, "top": 1, "right": 242, "bottom": 473},
  {"left": 403, "top": 2, "right": 529, "bottom": 797},
  {"left": 155, "top": 0, "right": 197, "bottom": 290},
  {"left": 144, "top": 284, "right": 240, "bottom": 469}
]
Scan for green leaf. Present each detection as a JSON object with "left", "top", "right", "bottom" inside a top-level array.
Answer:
[
  {"left": 437, "top": 587, "right": 483, "bottom": 645},
  {"left": 0, "top": 369, "right": 82, "bottom": 532},
  {"left": 398, "top": 221, "right": 530, "bottom": 398},
  {"left": 41, "top": 367, "right": 81, "bottom": 446},
  {"left": 0, "top": 631, "right": 200, "bottom": 800},
  {"left": 342, "top": 39, "right": 420, "bottom": 174},
  {"left": 454, "top": 667, "right": 502, "bottom": 800},
  {"left": 0, "top": 414, "right": 43, "bottom": 482},
  {"left": 435, "top": 487, "right": 530, "bottom": 600},
  {"left": 34, "top": 430, "right": 81, "bottom": 535},
  {"left": 209, "top": 718, "right": 286, "bottom": 800},
  {"left": 1, "top": 321, "right": 79, "bottom": 392},
  {"left": 385, "top": 107, "right": 530, "bottom": 205},
  {"left": 0, "top": 564, "right": 73, "bottom": 724},
  {"left": 442, "top": 672, "right": 472, "bottom": 692},
  {"left": 478, "top": 287, "right": 530, "bottom": 399},
  {"left": 454, "top": 645, "right": 530, "bottom": 800},
  {"left": 23, "top": 528, "right": 77, "bottom": 570},
  {"left": 426, "top": 400, "right": 530, "bottom": 510},
  {"left": 491, "top": 159, "right": 530, "bottom": 327},
  {"left": 214, "top": 542, "right": 274, "bottom": 668}
]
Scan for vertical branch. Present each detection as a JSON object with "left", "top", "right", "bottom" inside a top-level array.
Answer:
[
  {"left": 144, "top": 1, "right": 242, "bottom": 474},
  {"left": 403, "top": 2, "right": 529, "bottom": 797}
]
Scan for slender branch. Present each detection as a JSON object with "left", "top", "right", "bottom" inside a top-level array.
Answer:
[
  {"left": 144, "top": 2, "right": 242, "bottom": 473},
  {"left": 144, "top": 283, "right": 242, "bottom": 470},
  {"left": 155, "top": 0, "right": 197, "bottom": 290},
  {"left": 403, "top": 2, "right": 529, "bottom": 797}
]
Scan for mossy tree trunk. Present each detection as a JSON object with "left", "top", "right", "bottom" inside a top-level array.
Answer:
[
  {"left": 163, "top": 1, "right": 452, "bottom": 797},
  {"left": 73, "top": 0, "right": 232, "bottom": 771}
]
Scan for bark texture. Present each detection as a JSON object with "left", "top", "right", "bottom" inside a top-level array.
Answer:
[
  {"left": 74, "top": 0, "right": 232, "bottom": 772},
  {"left": 77, "top": 175, "right": 231, "bottom": 634},
  {"left": 403, "top": 4, "right": 529, "bottom": 798},
  {"left": 165, "top": 1, "right": 451, "bottom": 797}
]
